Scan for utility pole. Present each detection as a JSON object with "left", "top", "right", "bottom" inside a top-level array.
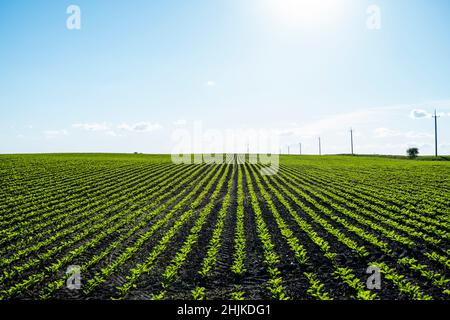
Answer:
[
  {"left": 350, "top": 128, "right": 354, "bottom": 155},
  {"left": 299, "top": 142, "right": 302, "bottom": 155},
  {"left": 247, "top": 143, "right": 249, "bottom": 155},
  {"left": 288, "top": 145, "right": 290, "bottom": 155},
  {"left": 433, "top": 110, "right": 439, "bottom": 157},
  {"left": 318, "top": 137, "right": 322, "bottom": 156}
]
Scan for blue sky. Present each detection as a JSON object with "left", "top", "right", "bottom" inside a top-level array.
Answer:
[{"left": 1, "top": 0, "right": 450, "bottom": 155}]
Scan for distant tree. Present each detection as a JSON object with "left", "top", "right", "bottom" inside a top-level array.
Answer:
[{"left": 407, "top": 147, "right": 419, "bottom": 159}]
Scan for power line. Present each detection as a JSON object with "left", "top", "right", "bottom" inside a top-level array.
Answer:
[
  {"left": 318, "top": 137, "right": 322, "bottom": 156},
  {"left": 432, "top": 110, "right": 440, "bottom": 157},
  {"left": 350, "top": 128, "right": 354, "bottom": 155}
]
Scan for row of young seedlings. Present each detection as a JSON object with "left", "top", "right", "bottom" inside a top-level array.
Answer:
[
  {"left": 279, "top": 167, "right": 450, "bottom": 272},
  {"left": 82, "top": 164, "right": 218, "bottom": 295},
  {"left": 231, "top": 166, "right": 247, "bottom": 277},
  {"left": 368, "top": 262, "right": 433, "bottom": 300},
  {"left": 275, "top": 169, "right": 400, "bottom": 254},
  {"left": 283, "top": 165, "right": 449, "bottom": 241},
  {"left": 248, "top": 164, "right": 333, "bottom": 300},
  {"left": 424, "top": 251, "right": 450, "bottom": 270},
  {"left": 0, "top": 163, "right": 167, "bottom": 228},
  {"left": 194, "top": 163, "right": 335, "bottom": 300},
  {"left": 282, "top": 167, "right": 441, "bottom": 247},
  {"left": 242, "top": 164, "right": 289, "bottom": 300},
  {"left": 153, "top": 165, "right": 233, "bottom": 300},
  {"left": 255, "top": 164, "right": 377, "bottom": 300},
  {"left": 307, "top": 167, "right": 450, "bottom": 231},
  {"left": 0, "top": 159, "right": 120, "bottom": 208},
  {"left": 0, "top": 165, "right": 164, "bottom": 271},
  {"left": 38, "top": 164, "right": 208, "bottom": 299},
  {"left": 0, "top": 164, "right": 204, "bottom": 298},
  {"left": 377, "top": 169, "right": 450, "bottom": 210},
  {"left": 110, "top": 165, "right": 225, "bottom": 298},
  {"left": 0, "top": 164, "right": 203, "bottom": 298},
  {"left": 311, "top": 181, "right": 442, "bottom": 246},
  {"left": 300, "top": 165, "right": 442, "bottom": 214},
  {"left": 0, "top": 160, "right": 76, "bottom": 196},
  {"left": 229, "top": 165, "right": 247, "bottom": 300},
  {"left": 0, "top": 163, "right": 187, "bottom": 269},
  {"left": 0, "top": 162, "right": 168, "bottom": 244},
  {"left": 0, "top": 161, "right": 155, "bottom": 225},
  {"left": 0, "top": 159, "right": 148, "bottom": 220},
  {"left": 274, "top": 168, "right": 442, "bottom": 299},
  {"left": 193, "top": 164, "right": 251, "bottom": 300},
  {"left": 3, "top": 160, "right": 444, "bottom": 300},
  {"left": 267, "top": 167, "right": 377, "bottom": 256},
  {"left": 283, "top": 164, "right": 450, "bottom": 228},
  {"left": 0, "top": 163, "right": 173, "bottom": 257},
  {"left": 325, "top": 166, "right": 450, "bottom": 220},
  {"left": 198, "top": 167, "right": 236, "bottom": 276},
  {"left": 398, "top": 257, "right": 450, "bottom": 296}
]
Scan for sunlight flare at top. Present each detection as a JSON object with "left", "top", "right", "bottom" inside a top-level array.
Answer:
[{"left": 264, "top": 0, "right": 349, "bottom": 29}]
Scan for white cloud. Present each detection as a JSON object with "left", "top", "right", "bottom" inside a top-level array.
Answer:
[
  {"left": 275, "top": 108, "right": 385, "bottom": 137},
  {"left": 72, "top": 121, "right": 161, "bottom": 136},
  {"left": 173, "top": 119, "right": 187, "bottom": 126},
  {"left": 374, "top": 127, "right": 432, "bottom": 139},
  {"left": 72, "top": 122, "right": 124, "bottom": 137},
  {"left": 206, "top": 80, "right": 216, "bottom": 87},
  {"left": 406, "top": 131, "right": 433, "bottom": 139},
  {"left": 406, "top": 142, "right": 432, "bottom": 148},
  {"left": 374, "top": 128, "right": 400, "bottom": 138},
  {"left": 117, "top": 122, "right": 162, "bottom": 133},
  {"left": 44, "top": 129, "right": 68, "bottom": 138},
  {"left": 105, "top": 130, "right": 122, "bottom": 137},
  {"left": 410, "top": 109, "right": 431, "bottom": 119},
  {"left": 409, "top": 109, "right": 448, "bottom": 118},
  {"left": 72, "top": 122, "right": 111, "bottom": 131}
]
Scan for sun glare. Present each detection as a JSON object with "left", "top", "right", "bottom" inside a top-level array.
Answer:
[{"left": 265, "top": 0, "right": 347, "bottom": 29}]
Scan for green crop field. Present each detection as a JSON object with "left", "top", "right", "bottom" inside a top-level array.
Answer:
[{"left": 0, "top": 153, "right": 449, "bottom": 300}]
